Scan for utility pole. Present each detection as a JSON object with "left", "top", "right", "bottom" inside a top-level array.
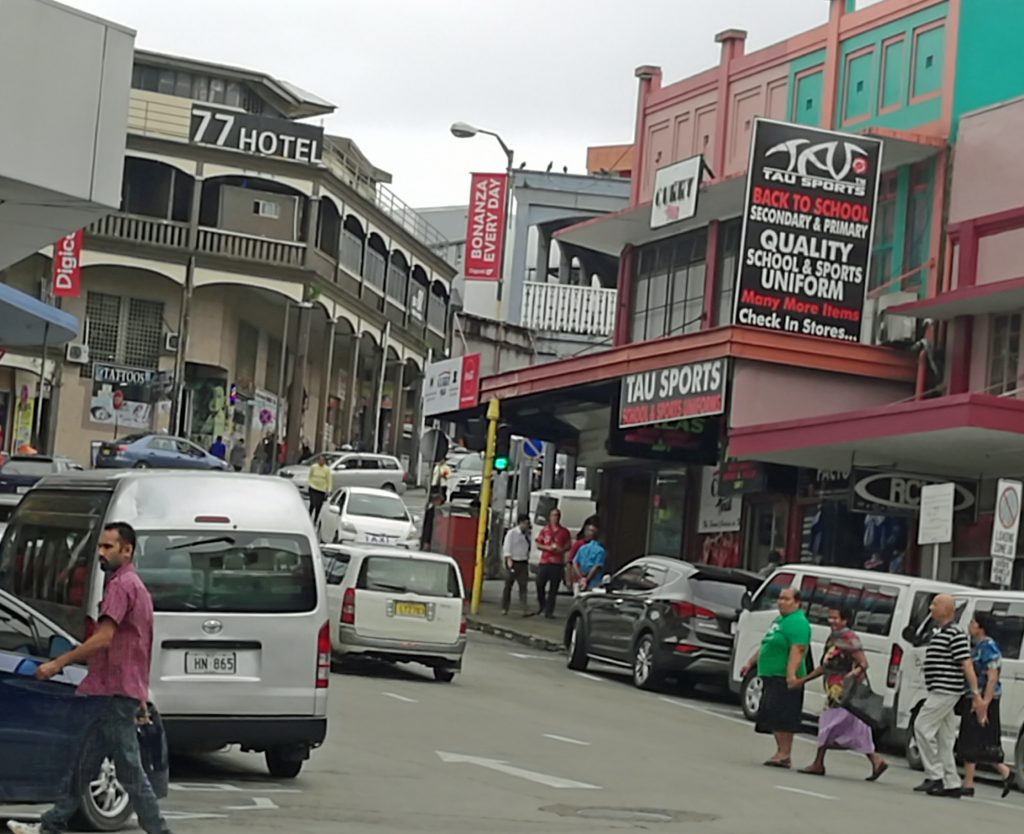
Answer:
[{"left": 471, "top": 397, "right": 500, "bottom": 615}]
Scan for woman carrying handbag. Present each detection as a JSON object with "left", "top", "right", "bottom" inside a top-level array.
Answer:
[
  {"left": 796, "top": 606, "right": 888, "bottom": 781},
  {"left": 957, "top": 612, "right": 1016, "bottom": 797}
]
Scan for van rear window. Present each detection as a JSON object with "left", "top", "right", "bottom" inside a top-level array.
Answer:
[
  {"left": 357, "top": 556, "right": 461, "bottom": 599},
  {"left": 135, "top": 531, "right": 317, "bottom": 613}
]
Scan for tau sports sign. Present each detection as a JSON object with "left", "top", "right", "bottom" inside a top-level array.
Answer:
[
  {"left": 618, "top": 358, "right": 727, "bottom": 428},
  {"left": 733, "top": 118, "right": 883, "bottom": 343}
]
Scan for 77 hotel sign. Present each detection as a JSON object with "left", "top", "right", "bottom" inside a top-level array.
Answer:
[{"left": 733, "top": 119, "right": 884, "bottom": 343}]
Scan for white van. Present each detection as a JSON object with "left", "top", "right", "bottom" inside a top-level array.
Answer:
[
  {"left": 898, "top": 589, "right": 1024, "bottom": 779},
  {"left": 0, "top": 470, "right": 329, "bottom": 778},
  {"left": 730, "top": 564, "right": 962, "bottom": 743},
  {"left": 528, "top": 489, "right": 596, "bottom": 568}
]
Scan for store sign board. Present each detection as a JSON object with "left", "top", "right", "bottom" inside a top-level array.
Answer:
[
  {"left": 719, "top": 460, "right": 766, "bottom": 497},
  {"left": 650, "top": 155, "right": 703, "bottom": 229},
  {"left": 850, "top": 468, "right": 976, "bottom": 517},
  {"left": 606, "top": 415, "right": 719, "bottom": 465},
  {"left": 423, "top": 354, "right": 481, "bottom": 417},
  {"left": 52, "top": 229, "right": 84, "bottom": 298},
  {"left": 733, "top": 118, "right": 883, "bottom": 343},
  {"left": 464, "top": 173, "right": 509, "bottom": 281},
  {"left": 190, "top": 104, "right": 323, "bottom": 164},
  {"left": 89, "top": 363, "right": 154, "bottom": 429},
  {"left": 618, "top": 358, "right": 726, "bottom": 428},
  {"left": 697, "top": 466, "right": 742, "bottom": 534},
  {"left": 917, "top": 482, "right": 955, "bottom": 546}
]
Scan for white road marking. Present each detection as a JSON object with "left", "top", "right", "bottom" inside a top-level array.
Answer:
[
  {"left": 382, "top": 691, "right": 419, "bottom": 703},
  {"left": 224, "top": 797, "right": 279, "bottom": 811},
  {"left": 509, "top": 651, "right": 558, "bottom": 661},
  {"left": 170, "top": 783, "right": 243, "bottom": 792},
  {"left": 544, "top": 733, "right": 591, "bottom": 746},
  {"left": 978, "top": 799, "right": 1022, "bottom": 811},
  {"left": 436, "top": 751, "right": 601, "bottom": 789},
  {"left": 163, "top": 811, "right": 228, "bottom": 821},
  {"left": 775, "top": 785, "right": 836, "bottom": 800},
  {"left": 575, "top": 672, "right": 604, "bottom": 682},
  {"left": 658, "top": 697, "right": 750, "bottom": 727}
]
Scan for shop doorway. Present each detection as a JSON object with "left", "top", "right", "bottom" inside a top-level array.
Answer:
[
  {"left": 605, "top": 472, "right": 651, "bottom": 572},
  {"left": 648, "top": 471, "right": 687, "bottom": 558}
]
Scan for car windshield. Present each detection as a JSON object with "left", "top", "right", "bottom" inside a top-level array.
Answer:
[
  {"left": 357, "top": 555, "right": 461, "bottom": 598},
  {"left": 300, "top": 453, "right": 341, "bottom": 466},
  {"left": 0, "top": 460, "right": 57, "bottom": 476},
  {"left": 346, "top": 493, "right": 408, "bottom": 521},
  {"left": 458, "top": 455, "right": 483, "bottom": 473},
  {"left": 135, "top": 531, "right": 317, "bottom": 613}
]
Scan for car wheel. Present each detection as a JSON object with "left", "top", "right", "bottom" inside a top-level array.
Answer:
[
  {"left": 71, "top": 755, "right": 132, "bottom": 832},
  {"left": 381, "top": 482, "right": 397, "bottom": 492},
  {"left": 433, "top": 666, "right": 456, "bottom": 683},
  {"left": 632, "top": 633, "right": 662, "bottom": 691},
  {"left": 740, "top": 672, "right": 764, "bottom": 721},
  {"left": 132, "top": 461, "right": 150, "bottom": 469},
  {"left": 566, "top": 616, "right": 588, "bottom": 671},
  {"left": 265, "top": 747, "right": 304, "bottom": 779}
]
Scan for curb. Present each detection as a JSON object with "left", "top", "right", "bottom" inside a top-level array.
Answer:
[{"left": 467, "top": 617, "right": 565, "bottom": 653}]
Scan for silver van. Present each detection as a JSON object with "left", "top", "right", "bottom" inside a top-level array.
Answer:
[{"left": 0, "top": 470, "right": 329, "bottom": 778}]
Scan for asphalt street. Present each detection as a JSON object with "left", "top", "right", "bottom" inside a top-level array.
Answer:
[{"left": 9, "top": 633, "right": 1016, "bottom": 834}]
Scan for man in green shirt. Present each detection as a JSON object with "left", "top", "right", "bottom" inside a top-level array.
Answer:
[{"left": 741, "top": 587, "right": 811, "bottom": 767}]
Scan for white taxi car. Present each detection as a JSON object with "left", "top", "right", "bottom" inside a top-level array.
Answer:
[
  {"left": 318, "top": 486, "right": 415, "bottom": 545},
  {"left": 324, "top": 545, "right": 467, "bottom": 682}
]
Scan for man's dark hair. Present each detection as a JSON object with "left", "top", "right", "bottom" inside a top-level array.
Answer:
[
  {"left": 973, "top": 611, "right": 998, "bottom": 640},
  {"left": 104, "top": 521, "right": 137, "bottom": 550},
  {"left": 516, "top": 513, "right": 530, "bottom": 524},
  {"left": 833, "top": 606, "right": 855, "bottom": 625}
]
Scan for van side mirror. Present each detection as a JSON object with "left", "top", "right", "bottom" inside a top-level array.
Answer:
[
  {"left": 902, "top": 626, "right": 920, "bottom": 645},
  {"left": 599, "top": 574, "right": 612, "bottom": 590},
  {"left": 328, "top": 505, "right": 340, "bottom": 515},
  {"left": 741, "top": 591, "right": 753, "bottom": 611},
  {"left": 14, "top": 658, "right": 41, "bottom": 678}
]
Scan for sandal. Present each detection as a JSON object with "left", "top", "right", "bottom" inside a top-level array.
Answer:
[
  {"left": 866, "top": 761, "right": 888, "bottom": 782},
  {"left": 764, "top": 758, "right": 791, "bottom": 769},
  {"left": 799, "top": 766, "right": 826, "bottom": 776}
]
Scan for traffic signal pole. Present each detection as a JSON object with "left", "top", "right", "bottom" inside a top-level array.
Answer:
[{"left": 471, "top": 398, "right": 500, "bottom": 615}]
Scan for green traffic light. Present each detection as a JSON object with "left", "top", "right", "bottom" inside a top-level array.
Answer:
[{"left": 493, "top": 456, "right": 510, "bottom": 472}]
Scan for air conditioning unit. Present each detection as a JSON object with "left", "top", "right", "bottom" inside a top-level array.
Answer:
[
  {"left": 877, "top": 291, "right": 918, "bottom": 346},
  {"left": 65, "top": 343, "right": 89, "bottom": 364},
  {"left": 164, "top": 332, "right": 180, "bottom": 354}
]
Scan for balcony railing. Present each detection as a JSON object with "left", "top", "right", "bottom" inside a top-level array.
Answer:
[
  {"left": 89, "top": 213, "right": 189, "bottom": 248},
  {"left": 195, "top": 228, "right": 304, "bottom": 267},
  {"left": 521, "top": 281, "right": 617, "bottom": 337}
]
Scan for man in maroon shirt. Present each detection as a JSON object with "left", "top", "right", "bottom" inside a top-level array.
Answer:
[
  {"left": 534, "top": 508, "right": 571, "bottom": 618},
  {"left": 7, "top": 522, "right": 172, "bottom": 834}
]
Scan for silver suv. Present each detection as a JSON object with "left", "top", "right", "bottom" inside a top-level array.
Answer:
[{"left": 279, "top": 453, "right": 407, "bottom": 495}]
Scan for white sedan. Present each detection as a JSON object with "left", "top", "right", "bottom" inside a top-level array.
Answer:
[{"left": 318, "top": 486, "right": 415, "bottom": 545}]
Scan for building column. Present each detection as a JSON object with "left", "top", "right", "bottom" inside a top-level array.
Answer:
[
  {"left": 564, "top": 454, "right": 577, "bottom": 490},
  {"left": 285, "top": 304, "right": 311, "bottom": 465},
  {"left": 506, "top": 187, "right": 532, "bottom": 325},
  {"left": 542, "top": 442, "right": 556, "bottom": 489},
  {"left": 317, "top": 318, "right": 337, "bottom": 451},
  {"left": 534, "top": 227, "right": 550, "bottom": 283},
  {"left": 344, "top": 335, "right": 362, "bottom": 445},
  {"left": 557, "top": 244, "right": 571, "bottom": 284},
  {"left": 390, "top": 361, "right": 406, "bottom": 456}
]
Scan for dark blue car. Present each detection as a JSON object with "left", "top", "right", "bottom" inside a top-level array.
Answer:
[
  {"left": 96, "top": 434, "right": 229, "bottom": 471},
  {"left": 0, "top": 591, "right": 169, "bottom": 830}
]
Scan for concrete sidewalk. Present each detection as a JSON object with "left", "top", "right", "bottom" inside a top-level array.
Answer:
[{"left": 466, "top": 579, "right": 570, "bottom": 653}]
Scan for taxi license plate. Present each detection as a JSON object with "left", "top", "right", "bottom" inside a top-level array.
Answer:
[
  {"left": 185, "top": 652, "right": 237, "bottom": 675},
  {"left": 366, "top": 534, "right": 396, "bottom": 544},
  {"left": 394, "top": 601, "right": 427, "bottom": 619}
]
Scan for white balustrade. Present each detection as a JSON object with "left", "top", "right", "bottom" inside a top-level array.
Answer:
[{"left": 521, "top": 282, "right": 617, "bottom": 336}]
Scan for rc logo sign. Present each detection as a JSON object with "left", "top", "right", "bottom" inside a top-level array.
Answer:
[{"left": 765, "top": 139, "right": 871, "bottom": 184}]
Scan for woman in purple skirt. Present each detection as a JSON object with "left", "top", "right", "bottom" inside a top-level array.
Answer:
[{"left": 796, "top": 606, "right": 889, "bottom": 781}]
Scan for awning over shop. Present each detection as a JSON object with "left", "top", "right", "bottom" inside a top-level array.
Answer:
[
  {"left": 555, "top": 127, "right": 945, "bottom": 258},
  {"left": 885, "top": 275, "right": 1024, "bottom": 321},
  {"left": 0, "top": 283, "right": 80, "bottom": 348},
  {"left": 729, "top": 393, "right": 1024, "bottom": 479}
]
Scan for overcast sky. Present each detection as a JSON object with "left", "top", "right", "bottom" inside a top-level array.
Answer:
[{"left": 73, "top": 0, "right": 883, "bottom": 209}]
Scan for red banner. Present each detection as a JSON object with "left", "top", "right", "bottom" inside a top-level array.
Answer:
[
  {"left": 459, "top": 353, "right": 482, "bottom": 409},
  {"left": 464, "top": 172, "right": 508, "bottom": 281},
  {"left": 52, "top": 229, "right": 84, "bottom": 298}
]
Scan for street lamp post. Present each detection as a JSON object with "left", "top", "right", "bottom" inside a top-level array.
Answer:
[{"left": 450, "top": 121, "right": 515, "bottom": 310}]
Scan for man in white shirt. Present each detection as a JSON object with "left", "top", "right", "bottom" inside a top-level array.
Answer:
[{"left": 501, "top": 513, "right": 532, "bottom": 616}]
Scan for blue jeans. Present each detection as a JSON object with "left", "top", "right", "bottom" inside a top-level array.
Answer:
[{"left": 42, "top": 696, "right": 171, "bottom": 834}]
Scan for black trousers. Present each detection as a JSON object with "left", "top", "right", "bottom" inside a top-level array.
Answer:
[
  {"left": 502, "top": 561, "right": 529, "bottom": 612},
  {"left": 308, "top": 488, "right": 326, "bottom": 522},
  {"left": 536, "top": 563, "right": 563, "bottom": 617}
]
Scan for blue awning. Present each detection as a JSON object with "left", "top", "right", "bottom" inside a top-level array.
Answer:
[{"left": 0, "top": 283, "right": 80, "bottom": 348}]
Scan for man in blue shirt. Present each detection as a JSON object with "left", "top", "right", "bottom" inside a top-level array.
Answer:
[
  {"left": 572, "top": 523, "right": 607, "bottom": 593},
  {"left": 209, "top": 435, "right": 227, "bottom": 460}
]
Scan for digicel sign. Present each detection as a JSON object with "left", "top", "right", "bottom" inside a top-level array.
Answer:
[
  {"left": 52, "top": 229, "right": 84, "bottom": 298},
  {"left": 464, "top": 172, "right": 509, "bottom": 281}
]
